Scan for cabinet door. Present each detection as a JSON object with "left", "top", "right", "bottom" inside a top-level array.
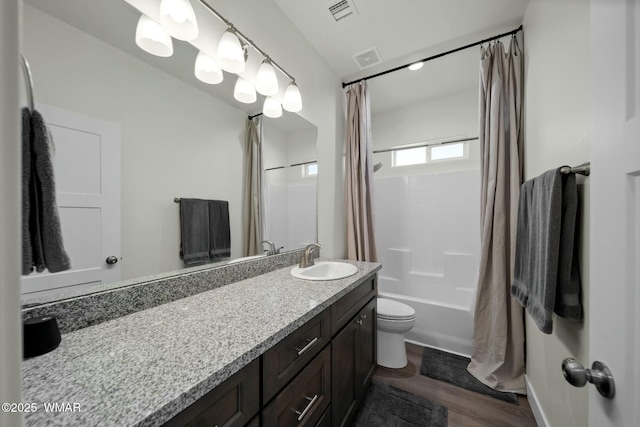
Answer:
[
  {"left": 331, "top": 318, "right": 359, "bottom": 427},
  {"left": 331, "top": 297, "right": 377, "bottom": 427},
  {"left": 355, "top": 297, "right": 376, "bottom": 401}
]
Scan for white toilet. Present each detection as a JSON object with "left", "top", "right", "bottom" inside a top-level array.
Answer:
[{"left": 376, "top": 298, "right": 416, "bottom": 369}]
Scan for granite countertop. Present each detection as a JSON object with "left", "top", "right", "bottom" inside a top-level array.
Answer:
[{"left": 22, "top": 259, "right": 381, "bottom": 427}]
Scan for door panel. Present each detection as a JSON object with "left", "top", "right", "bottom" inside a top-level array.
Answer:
[
  {"left": 21, "top": 104, "right": 121, "bottom": 297},
  {"left": 590, "top": 0, "right": 640, "bottom": 426}
]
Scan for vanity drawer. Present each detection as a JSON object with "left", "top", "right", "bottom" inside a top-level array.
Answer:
[
  {"left": 330, "top": 277, "right": 376, "bottom": 335},
  {"left": 263, "top": 345, "right": 331, "bottom": 427},
  {"left": 163, "top": 359, "right": 259, "bottom": 427},
  {"left": 263, "top": 308, "right": 330, "bottom": 402}
]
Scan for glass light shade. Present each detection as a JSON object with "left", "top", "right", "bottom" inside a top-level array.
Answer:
[
  {"left": 135, "top": 15, "right": 173, "bottom": 57},
  {"left": 282, "top": 83, "right": 302, "bottom": 112},
  {"left": 408, "top": 61, "right": 424, "bottom": 71},
  {"left": 263, "top": 96, "right": 282, "bottom": 118},
  {"left": 256, "top": 61, "right": 279, "bottom": 96},
  {"left": 194, "top": 51, "right": 223, "bottom": 84},
  {"left": 217, "top": 30, "right": 245, "bottom": 73},
  {"left": 234, "top": 77, "right": 257, "bottom": 104},
  {"left": 160, "top": 0, "right": 198, "bottom": 41}
]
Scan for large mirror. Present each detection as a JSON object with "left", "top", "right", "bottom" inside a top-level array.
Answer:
[{"left": 20, "top": 0, "right": 318, "bottom": 301}]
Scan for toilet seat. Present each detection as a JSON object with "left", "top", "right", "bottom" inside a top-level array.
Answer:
[{"left": 377, "top": 298, "right": 415, "bottom": 321}]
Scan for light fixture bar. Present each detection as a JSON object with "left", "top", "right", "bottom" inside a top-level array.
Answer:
[{"left": 197, "top": 0, "right": 295, "bottom": 82}]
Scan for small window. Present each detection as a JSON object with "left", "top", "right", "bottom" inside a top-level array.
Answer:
[
  {"left": 392, "top": 147, "right": 427, "bottom": 167},
  {"left": 430, "top": 143, "right": 464, "bottom": 160},
  {"left": 303, "top": 163, "right": 318, "bottom": 177}
]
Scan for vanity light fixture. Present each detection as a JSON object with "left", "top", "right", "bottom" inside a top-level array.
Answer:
[
  {"left": 217, "top": 28, "right": 246, "bottom": 73},
  {"left": 135, "top": 14, "right": 174, "bottom": 57},
  {"left": 256, "top": 59, "right": 279, "bottom": 96},
  {"left": 408, "top": 61, "right": 424, "bottom": 71},
  {"left": 132, "top": 0, "right": 303, "bottom": 116},
  {"left": 234, "top": 76, "right": 257, "bottom": 103},
  {"left": 194, "top": 51, "right": 223, "bottom": 84},
  {"left": 282, "top": 82, "right": 302, "bottom": 112},
  {"left": 263, "top": 96, "right": 283, "bottom": 118},
  {"left": 160, "top": 0, "right": 199, "bottom": 41}
]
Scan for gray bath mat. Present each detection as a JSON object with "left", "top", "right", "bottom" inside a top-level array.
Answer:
[
  {"left": 351, "top": 380, "right": 448, "bottom": 427},
  {"left": 419, "top": 347, "right": 519, "bottom": 404}
]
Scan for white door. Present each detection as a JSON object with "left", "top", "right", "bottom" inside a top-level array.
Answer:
[
  {"left": 590, "top": 0, "right": 639, "bottom": 426},
  {"left": 21, "top": 104, "right": 121, "bottom": 298}
]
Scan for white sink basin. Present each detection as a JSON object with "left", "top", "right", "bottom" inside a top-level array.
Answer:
[{"left": 291, "top": 261, "right": 358, "bottom": 281}]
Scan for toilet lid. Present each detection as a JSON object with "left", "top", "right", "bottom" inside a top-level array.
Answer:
[{"left": 377, "top": 298, "right": 415, "bottom": 320}]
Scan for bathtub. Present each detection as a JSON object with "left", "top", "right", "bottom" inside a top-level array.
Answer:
[{"left": 378, "top": 289, "right": 474, "bottom": 357}]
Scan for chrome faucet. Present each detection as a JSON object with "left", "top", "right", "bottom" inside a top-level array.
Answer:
[
  {"left": 299, "top": 243, "right": 323, "bottom": 268},
  {"left": 261, "top": 240, "right": 276, "bottom": 256}
]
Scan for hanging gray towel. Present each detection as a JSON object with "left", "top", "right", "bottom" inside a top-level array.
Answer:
[
  {"left": 554, "top": 174, "right": 583, "bottom": 321},
  {"left": 22, "top": 108, "right": 33, "bottom": 275},
  {"left": 179, "top": 198, "right": 211, "bottom": 266},
  {"left": 511, "top": 168, "right": 582, "bottom": 334},
  {"left": 208, "top": 200, "right": 231, "bottom": 259},
  {"left": 30, "top": 110, "right": 71, "bottom": 274}
]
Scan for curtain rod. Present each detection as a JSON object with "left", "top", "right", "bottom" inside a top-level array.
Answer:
[
  {"left": 265, "top": 160, "right": 317, "bottom": 171},
  {"left": 342, "top": 25, "right": 523, "bottom": 88},
  {"left": 248, "top": 113, "right": 263, "bottom": 120},
  {"left": 373, "top": 136, "right": 478, "bottom": 154}
]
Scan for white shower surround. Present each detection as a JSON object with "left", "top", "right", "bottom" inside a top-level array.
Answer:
[{"left": 374, "top": 169, "right": 481, "bottom": 356}]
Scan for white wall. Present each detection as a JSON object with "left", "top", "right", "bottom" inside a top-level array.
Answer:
[
  {"left": 522, "top": 1, "right": 591, "bottom": 426},
  {"left": 0, "top": 1, "right": 24, "bottom": 425}
]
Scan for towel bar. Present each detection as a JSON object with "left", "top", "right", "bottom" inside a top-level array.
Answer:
[{"left": 560, "top": 162, "right": 590, "bottom": 176}]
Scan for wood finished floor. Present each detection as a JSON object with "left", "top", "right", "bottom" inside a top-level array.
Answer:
[{"left": 373, "top": 343, "right": 538, "bottom": 427}]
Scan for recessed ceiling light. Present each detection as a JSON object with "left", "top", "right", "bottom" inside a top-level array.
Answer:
[{"left": 408, "top": 61, "right": 424, "bottom": 71}]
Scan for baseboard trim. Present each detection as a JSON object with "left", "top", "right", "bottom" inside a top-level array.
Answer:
[{"left": 525, "top": 375, "right": 550, "bottom": 427}]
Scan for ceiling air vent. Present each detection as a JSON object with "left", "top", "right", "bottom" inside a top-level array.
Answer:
[
  {"left": 352, "top": 47, "right": 383, "bottom": 70},
  {"left": 328, "top": 0, "right": 359, "bottom": 22}
]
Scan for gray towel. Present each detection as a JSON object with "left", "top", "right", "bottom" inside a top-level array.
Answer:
[
  {"left": 511, "top": 168, "right": 582, "bottom": 334},
  {"left": 179, "top": 198, "right": 211, "bottom": 265},
  {"left": 208, "top": 200, "right": 231, "bottom": 259},
  {"left": 29, "top": 110, "right": 71, "bottom": 274},
  {"left": 22, "top": 108, "right": 33, "bottom": 275},
  {"left": 554, "top": 174, "right": 582, "bottom": 321}
]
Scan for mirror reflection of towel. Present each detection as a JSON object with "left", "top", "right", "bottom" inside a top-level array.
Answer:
[
  {"left": 179, "top": 199, "right": 211, "bottom": 266},
  {"left": 179, "top": 198, "right": 231, "bottom": 265},
  {"left": 22, "top": 108, "right": 71, "bottom": 275},
  {"left": 208, "top": 200, "right": 231, "bottom": 259}
]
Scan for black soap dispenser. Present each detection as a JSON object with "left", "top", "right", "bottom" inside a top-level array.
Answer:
[{"left": 23, "top": 315, "right": 61, "bottom": 358}]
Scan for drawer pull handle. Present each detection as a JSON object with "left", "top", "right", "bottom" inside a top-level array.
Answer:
[
  {"left": 294, "top": 337, "right": 318, "bottom": 356},
  {"left": 355, "top": 319, "right": 363, "bottom": 325},
  {"left": 361, "top": 314, "right": 367, "bottom": 320},
  {"left": 293, "top": 394, "right": 318, "bottom": 421}
]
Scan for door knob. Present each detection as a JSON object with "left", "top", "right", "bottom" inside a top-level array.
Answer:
[
  {"left": 562, "top": 358, "right": 615, "bottom": 398},
  {"left": 106, "top": 256, "right": 119, "bottom": 265}
]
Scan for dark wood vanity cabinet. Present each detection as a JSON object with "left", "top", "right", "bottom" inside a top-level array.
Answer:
[{"left": 163, "top": 275, "right": 377, "bottom": 427}]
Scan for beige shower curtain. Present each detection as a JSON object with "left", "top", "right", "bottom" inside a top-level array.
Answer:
[
  {"left": 467, "top": 37, "right": 525, "bottom": 393},
  {"left": 345, "top": 81, "right": 377, "bottom": 262},
  {"left": 242, "top": 116, "right": 264, "bottom": 256}
]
